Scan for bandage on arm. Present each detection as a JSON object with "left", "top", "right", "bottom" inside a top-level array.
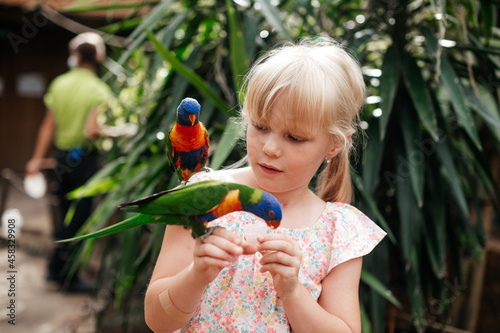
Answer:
[{"left": 158, "top": 289, "right": 195, "bottom": 322}]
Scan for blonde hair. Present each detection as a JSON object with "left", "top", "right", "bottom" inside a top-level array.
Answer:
[{"left": 241, "top": 37, "right": 365, "bottom": 203}]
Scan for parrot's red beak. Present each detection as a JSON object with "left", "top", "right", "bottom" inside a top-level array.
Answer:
[
  {"left": 266, "top": 220, "right": 281, "bottom": 229},
  {"left": 189, "top": 114, "right": 197, "bottom": 126}
]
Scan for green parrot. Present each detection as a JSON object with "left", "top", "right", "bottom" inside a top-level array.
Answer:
[{"left": 58, "top": 180, "right": 282, "bottom": 242}]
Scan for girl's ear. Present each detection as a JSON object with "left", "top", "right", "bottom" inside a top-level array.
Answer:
[
  {"left": 326, "top": 145, "right": 343, "bottom": 160},
  {"left": 326, "top": 134, "right": 352, "bottom": 159}
]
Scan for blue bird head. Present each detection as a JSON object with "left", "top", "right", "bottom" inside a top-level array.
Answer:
[
  {"left": 245, "top": 191, "right": 282, "bottom": 229},
  {"left": 177, "top": 97, "right": 201, "bottom": 126}
]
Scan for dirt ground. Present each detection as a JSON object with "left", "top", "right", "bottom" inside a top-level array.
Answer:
[{"left": 0, "top": 178, "right": 96, "bottom": 333}]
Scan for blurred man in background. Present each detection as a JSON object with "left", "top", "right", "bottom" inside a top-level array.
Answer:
[{"left": 26, "top": 32, "right": 110, "bottom": 292}]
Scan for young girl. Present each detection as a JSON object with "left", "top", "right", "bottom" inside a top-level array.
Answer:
[{"left": 145, "top": 37, "right": 386, "bottom": 333}]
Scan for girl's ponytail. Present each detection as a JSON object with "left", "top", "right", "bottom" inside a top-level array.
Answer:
[{"left": 316, "top": 148, "right": 353, "bottom": 204}]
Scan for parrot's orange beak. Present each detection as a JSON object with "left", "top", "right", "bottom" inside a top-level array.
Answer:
[
  {"left": 189, "top": 114, "right": 197, "bottom": 126},
  {"left": 265, "top": 220, "right": 281, "bottom": 229}
]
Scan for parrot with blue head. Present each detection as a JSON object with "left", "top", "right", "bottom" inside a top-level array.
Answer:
[
  {"left": 167, "top": 97, "right": 210, "bottom": 184},
  {"left": 57, "top": 180, "right": 282, "bottom": 241}
]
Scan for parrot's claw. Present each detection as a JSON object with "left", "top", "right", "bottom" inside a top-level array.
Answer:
[{"left": 199, "top": 226, "right": 225, "bottom": 243}]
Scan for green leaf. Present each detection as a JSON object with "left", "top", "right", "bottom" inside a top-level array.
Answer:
[
  {"left": 68, "top": 177, "right": 117, "bottom": 199},
  {"left": 350, "top": 29, "right": 374, "bottom": 60},
  {"left": 129, "top": 0, "right": 175, "bottom": 41},
  {"left": 379, "top": 44, "right": 400, "bottom": 141},
  {"left": 116, "top": 6, "right": 187, "bottom": 68},
  {"left": 199, "top": 97, "right": 216, "bottom": 125},
  {"left": 361, "top": 270, "right": 402, "bottom": 308},
  {"left": 467, "top": 33, "right": 500, "bottom": 69},
  {"left": 134, "top": 224, "right": 165, "bottom": 267},
  {"left": 146, "top": 30, "right": 233, "bottom": 116},
  {"left": 406, "top": 251, "right": 425, "bottom": 332},
  {"left": 242, "top": 12, "right": 259, "bottom": 63},
  {"left": 62, "top": 1, "right": 159, "bottom": 13},
  {"left": 400, "top": 101, "right": 424, "bottom": 207},
  {"left": 67, "top": 157, "right": 127, "bottom": 199},
  {"left": 464, "top": 85, "right": 500, "bottom": 128},
  {"left": 158, "top": 47, "right": 202, "bottom": 135},
  {"left": 363, "top": 244, "right": 389, "bottom": 333},
  {"left": 457, "top": 134, "right": 500, "bottom": 200},
  {"left": 99, "top": 18, "right": 143, "bottom": 34},
  {"left": 226, "top": 0, "right": 249, "bottom": 93},
  {"left": 480, "top": 2, "right": 494, "bottom": 40},
  {"left": 401, "top": 52, "right": 440, "bottom": 141},
  {"left": 360, "top": 303, "right": 373, "bottom": 333},
  {"left": 395, "top": 148, "right": 423, "bottom": 263},
  {"left": 439, "top": 60, "right": 482, "bottom": 150},
  {"left": 422, "top": 27, "right": 482, "bottom": 150},
  {"left": 423, "top": 166, "right": 447, "bottom": 278},
  {"left": 463, "top": 84, "right": 500, "bottom": 145},
  {"left": 351, "top": 172, "right": 396, "bottom": 243},
  {"left": 434, "top": 141, "right": 469, "bottom": 218},
  {"left": 362, "top": 118, "right": 385, "bottom": 196},
  {"left": 210, "top": 117, "right": 243, "bottom": 170},
  {"left": 255, "top": 0, "right": 292, "bottom": 40}
]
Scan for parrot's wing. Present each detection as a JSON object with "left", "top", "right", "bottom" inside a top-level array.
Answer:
[
  {"left": 167, "top": 123, "right": 192, "bottom": 183},
  {"left": 202, "top": 122, "right": 210, "bottom": 161},
  {"left": 119, "top": 180, "right": 229, "bottom": 216},
  {"left": 165, "top": 124, "right": 179, "bottom": 178}
]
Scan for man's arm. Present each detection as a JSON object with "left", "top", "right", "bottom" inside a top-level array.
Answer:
[{"left": 26, "top": 109, "right": 55, "bottom": 175}]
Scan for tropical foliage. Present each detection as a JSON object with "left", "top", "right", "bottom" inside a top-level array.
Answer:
[{"left": 54, "top": 0, "right": 499, "bottom": 332}]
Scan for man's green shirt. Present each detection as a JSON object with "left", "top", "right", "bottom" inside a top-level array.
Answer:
[{"left": 44, "top": 67, "right": 111, "bottom": 150}]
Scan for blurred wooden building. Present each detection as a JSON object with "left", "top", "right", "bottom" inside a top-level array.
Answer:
[{"left": 0, "top": 0, "right": 146, "bottom": 172}]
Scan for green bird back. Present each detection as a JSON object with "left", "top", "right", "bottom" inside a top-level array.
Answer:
[{"left": 119, "top": 180, "right": 230, "bottom": 215}]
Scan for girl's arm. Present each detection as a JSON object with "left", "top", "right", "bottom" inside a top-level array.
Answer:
[
  {"left": 259, "top": 234, "right": 362, "bottom": 333},
  {"left": 144, "top": 225, "right": 251, "bottom": 333},
  {"left": 287, "top": 258, "right": 362, "bottom": 333}
]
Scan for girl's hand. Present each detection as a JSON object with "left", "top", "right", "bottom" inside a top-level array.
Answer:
[
  {"left": 258, "top": 233, "right": 302, "bottom": 299},
  {"left": 192, "top": 227, "right": 257, "bottom": 285}
]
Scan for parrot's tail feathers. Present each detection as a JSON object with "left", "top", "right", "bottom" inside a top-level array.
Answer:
[
  {"left": 56, "top": 214, "right": 155, "bottom": 243},
  {"left": 118, "top": 189, "right": 175, "bottom": 210}
]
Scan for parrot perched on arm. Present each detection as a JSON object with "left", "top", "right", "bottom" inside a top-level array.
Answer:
[
  {"left": 58, "top": 180, "right": 282, "bottom": 242},
  {"left": 167, "top": 97, "right": 210, "bottom": 184}
]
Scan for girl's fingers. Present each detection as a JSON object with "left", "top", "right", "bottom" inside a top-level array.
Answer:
[
  {"left": 259, "top": 249, "right": 301, "bottom": 268},
  {"left": 257, "top": 234, "right": 301, "bottom": 257},
  {"left": 257, "top": 234, "right": 301, "bottom": 270},
  {"left": 241, "top": 242, "right": 259, "bottom": 255},
  {"left": 195, "top": 255, "right": 232, "bottom": 269},
  {"left": 194, "top": 228, "right": 244, "bottom": 263},
  {"left": 195, "top": 240, "right": 238, "bottom": 262},
  {"left": 191, "top": 228, "right": 246, "bottom": 284}
]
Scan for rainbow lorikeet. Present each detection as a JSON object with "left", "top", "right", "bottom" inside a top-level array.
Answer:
[
  {"left": 167, "top": 97, "right": 210, "bottom": 183},
  {"left": 58, "top": 180, "right": 282, "bottom": 242}
]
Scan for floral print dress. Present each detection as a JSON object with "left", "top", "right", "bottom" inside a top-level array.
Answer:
[{"left": 175, "top": 170, "right": 386, "bottom": 333}]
